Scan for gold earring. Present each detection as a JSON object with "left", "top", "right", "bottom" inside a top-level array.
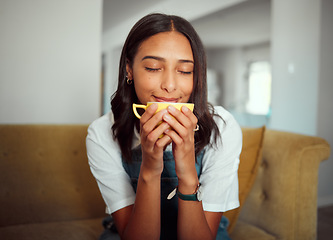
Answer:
[{"left": 126, "top": 76, "right": 133, "bottom": 85}]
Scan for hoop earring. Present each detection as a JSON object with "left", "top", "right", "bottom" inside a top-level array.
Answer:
[{"left": 126, "top": 76, "right": 133, "bottom": 85}]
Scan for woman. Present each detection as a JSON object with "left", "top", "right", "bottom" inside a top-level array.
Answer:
[{"left": 86, "top": 13, "right": 242, "bottom": 240}]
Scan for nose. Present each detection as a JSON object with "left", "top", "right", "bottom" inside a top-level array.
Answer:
[{"left": 161, "top": 70, "right": 176, "bottom": 93}]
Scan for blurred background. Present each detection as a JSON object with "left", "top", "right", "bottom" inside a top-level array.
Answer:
[{"left": 0, "top": 0, "right": 332, "bottom": 207}]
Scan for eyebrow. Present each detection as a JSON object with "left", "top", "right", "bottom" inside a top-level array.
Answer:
[{"left": 141, "top": 55, "right": 194, "bottom": 64}]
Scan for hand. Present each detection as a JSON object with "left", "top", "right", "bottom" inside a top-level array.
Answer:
[
  {"left": 162, "top": 105, "right": 198, "bottom": 186},
  {"left": 139, "top": 103, "right": 172, "bottom": 177}
]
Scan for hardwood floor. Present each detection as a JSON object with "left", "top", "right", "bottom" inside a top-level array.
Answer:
[{"left": 317, "top": 205, "right": 333, "bottom": 240}]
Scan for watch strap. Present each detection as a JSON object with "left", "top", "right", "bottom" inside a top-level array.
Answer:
[{"left": 176, "top": 183, "right": 201, "bottom": 201}]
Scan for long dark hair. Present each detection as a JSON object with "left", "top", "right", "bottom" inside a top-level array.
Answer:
[{"left": 111, "top": 13, "right": 221, "bottom": 162}]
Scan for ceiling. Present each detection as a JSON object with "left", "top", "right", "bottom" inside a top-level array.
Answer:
[
  {"left": 102, "top": 0, "right": 271, "bottom": 49},
  {"left": 102, "top": 0, "right": 165, "bottom": 32},
  {"left": 191, "top": 0, "right": 271, "bottom": 49}
]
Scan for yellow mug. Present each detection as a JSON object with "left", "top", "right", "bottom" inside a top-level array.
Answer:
[
  {"left": 133, "top": 102, "right": 194, "bottom": 138},
  {"left": 132, "top": 102, "right": 194, "bottom": 119}
]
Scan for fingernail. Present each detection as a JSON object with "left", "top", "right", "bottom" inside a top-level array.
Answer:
[
  {"left": 163, "top": 114, "right": 171, "bottom": 120},
  {"left": 159, "top": 109, "right": 168, "bottom": 115},
  {"left": 182, "top": 106, "right": 189, "bottom": 112},
  {"left": 150, "top": 103, "right": 158, "bottom": 110},
  {"left": 168, "top": 105, "right": 176, "bottom": 111}
]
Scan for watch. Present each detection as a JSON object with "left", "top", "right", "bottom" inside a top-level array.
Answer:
[{"left": 176, "top": 183, "right": 203, "bottom": 201}]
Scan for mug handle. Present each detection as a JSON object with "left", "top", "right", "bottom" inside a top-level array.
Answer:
[{"left": 132, "top": 104, "right": 147, "bottom": 119}]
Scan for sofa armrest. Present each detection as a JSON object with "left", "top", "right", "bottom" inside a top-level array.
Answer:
[{"left": 237, "top": 129, "right": 330, "bottom": 240}]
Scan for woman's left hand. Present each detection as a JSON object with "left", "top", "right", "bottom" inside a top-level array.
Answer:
[{"left": 162, "top": 105, "right": 198, "bottom": 187}]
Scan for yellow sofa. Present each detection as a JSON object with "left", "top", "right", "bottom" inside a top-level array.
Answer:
[{"left": 0, "top": 125, "right": 330, "bottom": 240}]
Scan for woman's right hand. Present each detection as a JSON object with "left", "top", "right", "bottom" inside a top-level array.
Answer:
[{"left": 139, "top": 103, "right": 172, "bottom": 177}]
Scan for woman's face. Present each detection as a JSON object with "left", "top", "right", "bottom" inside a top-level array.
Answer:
[{"left": 127, "top": 31, "right": 194, "bottom": 104}]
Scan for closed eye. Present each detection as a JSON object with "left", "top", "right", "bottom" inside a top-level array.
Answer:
[
  {"left": 145, "top": 67, "right": 160, "bottom": 72},
  {"left": 178, "top": 70, "right": 193, "bottom": 75}
]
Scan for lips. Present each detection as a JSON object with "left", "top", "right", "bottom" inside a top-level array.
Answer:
[{"left": 154, "top": 96, "right": 179, "bottom": 103}]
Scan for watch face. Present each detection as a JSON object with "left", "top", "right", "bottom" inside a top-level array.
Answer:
[{"left": 197, "top": 187, "right": 203, "bottom": 201}]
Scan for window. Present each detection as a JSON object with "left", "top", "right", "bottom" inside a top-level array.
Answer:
[{"left": 246, "top": 61, "right": 271, "bottom": 115}]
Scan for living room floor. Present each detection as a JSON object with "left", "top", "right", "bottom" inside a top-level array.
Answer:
[{"left": 318, "top": 204, "right": 333, "bottom": 240}]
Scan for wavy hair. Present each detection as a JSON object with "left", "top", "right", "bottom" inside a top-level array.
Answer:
[{"left": 111, "top": 13, "right": 221, "bottom": 162}]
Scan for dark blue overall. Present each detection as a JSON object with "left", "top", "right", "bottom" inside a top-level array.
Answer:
[{"left": 120, "top": 146, "right": 231, "bottom": 240}]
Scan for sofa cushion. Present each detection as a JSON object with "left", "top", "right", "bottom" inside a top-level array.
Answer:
[
  {"left": 0, "top": 217, "right": 106, "bottom": 240},
  {"left": 230, "top": 220, "right": 276, "bottom": 240},
  {"left": 0, "top": 125, "right": 106, "bottom": 226},
  {"left": 224, "top": 126, "right": 265, "bottom": 233}
]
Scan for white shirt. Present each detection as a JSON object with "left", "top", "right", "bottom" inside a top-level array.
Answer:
[{"left": 86, "top": 106, "right": 242, "bottom": 214}]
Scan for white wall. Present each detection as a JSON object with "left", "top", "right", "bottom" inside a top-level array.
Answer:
[
  {"left": 270, "top": 0, "right": 333, "bottom": 206},
  {"left": 0, "top": 0, "right": 102, "bottom": 124},
  {"left": 269, "top": 0, "right": 320, "bottom": 136},
  {"left": 207, "top": 48, "right": 244, "bottom": 109},
  {"left": 102, "top": 46, "right": 122, "bottom": 114},
  {"left": 317, "top": 0, "right": 333, "bottom": 206},
  {"left": 102, "top": 0, "right": 246, "bottom": 52}
]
